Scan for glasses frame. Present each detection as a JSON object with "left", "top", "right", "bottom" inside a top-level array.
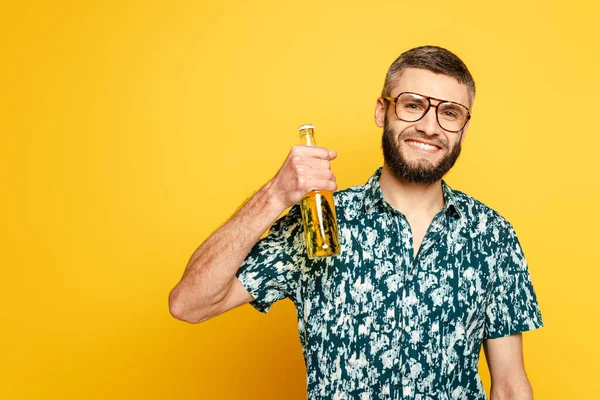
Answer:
[{"left": 385, "top": 92, "right": 471, "bottom": 133}]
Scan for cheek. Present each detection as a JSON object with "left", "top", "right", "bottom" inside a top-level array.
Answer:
[
  {"left": 444, "top": 132, "right": 461, "bottom": 149},
  {"left": 448, "top": 137, "right": 464, "bottom": 154},
  {"left": 395, "top": 123, "right": 419, "bottom": 138}
]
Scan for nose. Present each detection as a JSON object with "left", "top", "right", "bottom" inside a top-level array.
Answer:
[{"left": 414, "top": 105, "right": 440, "bottom": 136}]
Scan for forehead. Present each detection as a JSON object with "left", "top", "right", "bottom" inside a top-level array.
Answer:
[{"left": 390, "top": 68, "right": 471, "bottom": 107}]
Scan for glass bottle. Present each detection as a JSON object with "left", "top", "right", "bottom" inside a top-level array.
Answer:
[{"left": 297, "top": 124, "right": 341, "bottom": 259}]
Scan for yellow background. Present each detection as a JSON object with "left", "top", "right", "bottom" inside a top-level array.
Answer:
[{"left": 2, "top": 0, "right": 598, "bottom": 398}]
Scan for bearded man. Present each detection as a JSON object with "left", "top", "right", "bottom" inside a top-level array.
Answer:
[{"left": 169, "top": 46, "right": 543, "bottom": 400}]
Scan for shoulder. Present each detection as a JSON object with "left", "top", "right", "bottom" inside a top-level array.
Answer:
[
  {"left": 332, "top": 182, "right": 369, "bottom": 221},
  {"left": 279, "top": 182, "right": 368, "bottom": 227},
  {"left": 450, "top": 187, "right": 516, "bottom": 239},
  {"left": 333, "top": 183, "right": 366, "bottom": 204}
]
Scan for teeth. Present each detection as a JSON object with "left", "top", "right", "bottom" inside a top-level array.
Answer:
[{"left": 406, "top": 140, "right": 438, "bottom": 151}]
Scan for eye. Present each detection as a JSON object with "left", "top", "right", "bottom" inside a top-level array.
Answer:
[
  {"left": 439, "top": 104, "right": 465, "bottom": 120},
  {"left": 401, "top": 101, "right": 427, "bottom": 111},
  {"left": 442, "top": 110, "right": 458, "bottom": 118}
]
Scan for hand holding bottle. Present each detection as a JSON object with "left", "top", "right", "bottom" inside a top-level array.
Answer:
[
  {"left": 268, "top": 144, "right": 338, "bottom": 211},
  {"left": 265, "top": 125, "right": 341, "bottom": 258}
]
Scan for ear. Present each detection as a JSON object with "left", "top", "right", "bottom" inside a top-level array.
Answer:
[{"left": 375, "top": 97, "right": 387, "bottom": 128}]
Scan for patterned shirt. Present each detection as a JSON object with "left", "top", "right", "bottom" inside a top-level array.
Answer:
[{"left": 236, "top": 168, "right": 543, "bottom": 400}]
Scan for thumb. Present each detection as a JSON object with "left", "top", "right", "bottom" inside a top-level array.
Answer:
[{"left": 328, "top": 150, "right": 338, "bottom": 160}]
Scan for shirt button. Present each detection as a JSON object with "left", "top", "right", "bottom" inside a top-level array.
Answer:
[{"left": 405, "top": 325, "right": 411, "bottom": 333}]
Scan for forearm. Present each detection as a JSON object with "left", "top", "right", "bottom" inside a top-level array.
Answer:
[
  {"left": 169, "top": 144, "right": 338, "bottom": 323},
  {"left": 490, "top": 379, "right": 533, "bottom": 400},
  {"left": 169, "top": 179, "right": 285, "bottom": 321}
]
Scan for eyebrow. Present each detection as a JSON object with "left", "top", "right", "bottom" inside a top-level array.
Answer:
[
  {"left": 393, "top": 92, "right": 469, "bottom": 110},
  {"left": 440, "top": 103, "right": 463, "bottom": 110}
]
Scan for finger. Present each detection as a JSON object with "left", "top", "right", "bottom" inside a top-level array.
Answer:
[
  {"left": 307, "top": 178, "right": 337, "bottom": 192},
  {"left": 290, "top": 145, "right": 337, "bottom": 159},
  {"left": 289, "top": 149, "right": 337, "bottom": 169},
  {"left": 304, "top": 146, "right": 335, "bottom": 160},
  {"left": 306, "top": 168, "right": 335, "bottom": 181},
  {"left": 305, "top": 158, "right": 332, "bottom": 170}
]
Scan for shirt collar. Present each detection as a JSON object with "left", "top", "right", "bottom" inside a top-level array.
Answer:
[
  {"left": 362, "top": 168, "right": 385, "bottom": 213},
  {"left": 362, "top": 167, "right": 463, "bottom": 219},
  {"left": 441, "top": 179, "right": 463, "bottom": 219}
]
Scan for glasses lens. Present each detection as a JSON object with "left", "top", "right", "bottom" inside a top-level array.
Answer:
[
  {"left": 395, "top": 93, "right": 429, "bottom": 122},
  {"left": 437, "top": 103, "right": 469, "bottom": 132}
]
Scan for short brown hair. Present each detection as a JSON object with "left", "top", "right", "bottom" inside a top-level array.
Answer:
[{"left": 381, "top": 46, "right": 476, "bottom": 107}]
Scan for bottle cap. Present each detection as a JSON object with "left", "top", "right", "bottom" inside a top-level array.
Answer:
[{"left": 298, "top": 124, "right": 314, "bottom": 131}]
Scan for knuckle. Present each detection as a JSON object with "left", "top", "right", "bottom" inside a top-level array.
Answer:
[
  {"left": 291, "top": 145, "right": 304, "bottom": 155},
  {"left": 310, "top": 147, "right": 324, "bottom": 157}
]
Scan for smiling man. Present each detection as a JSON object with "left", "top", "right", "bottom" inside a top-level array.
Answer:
[{"left": 169, "top": 46, "right": 543, "bottom": 399}]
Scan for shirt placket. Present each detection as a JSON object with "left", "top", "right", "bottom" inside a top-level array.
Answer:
[
  {"left": 388, "top": 211, "right": 411, "bottom": 400},
  {"left": 396, "top": 210, "right": 448, "bottom": 399}
]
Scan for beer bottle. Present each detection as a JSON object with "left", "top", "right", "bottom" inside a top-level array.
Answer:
[{"left": 297, "top": 124, "right": 341, "bottom": 259}]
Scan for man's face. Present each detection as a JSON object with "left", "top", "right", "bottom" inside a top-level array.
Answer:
[{"left": 375, "top": 68, "right": 471, "bottom": 185}]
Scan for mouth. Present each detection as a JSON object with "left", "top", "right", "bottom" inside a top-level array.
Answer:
[{"left": 404, "top": 139, "right": 443, "bottom": 153}]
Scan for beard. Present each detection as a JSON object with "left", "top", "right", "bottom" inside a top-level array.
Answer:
[{"left": 382, "top": 117, "right": 462, "bottom": 185}]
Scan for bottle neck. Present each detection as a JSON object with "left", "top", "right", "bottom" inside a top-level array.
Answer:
[{"left": 299, "top": 128, "right": 316, "bottom": 146}]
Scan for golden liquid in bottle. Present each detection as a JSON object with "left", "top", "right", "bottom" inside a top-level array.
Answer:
[
  {"left": 300, "top": 190, "right": 341, "bottom": 258},
  {"left": 297, "top": 124, "right": 341, "bottom": 259}
]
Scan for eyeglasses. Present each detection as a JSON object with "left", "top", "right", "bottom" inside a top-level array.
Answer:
[{"left": 385, "top": 92, "right": 471, "bottom": 133}]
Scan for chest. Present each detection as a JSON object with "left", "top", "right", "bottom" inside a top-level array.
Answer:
[
  {"left": 406, "top": 217, "right": 431, "bottom": 258},
  {"left": 298, "top": 217, "right": 498, "bottom": 342}
]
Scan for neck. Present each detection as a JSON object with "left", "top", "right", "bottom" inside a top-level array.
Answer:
[{"left": 379, "top": 164, "right": 445, "bottom": 218}]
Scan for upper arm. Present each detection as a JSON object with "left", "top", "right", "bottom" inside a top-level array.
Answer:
[
  {"left": 484, "top": 334, "right": 525, "bottom": 380},
  {"left": 234, "top": 204, "right": 303, "bottom": 314},
  {"left": 484, "top": 334, "right": 532, "bottom": 397},
  {"left": 204, "top": 206, "right": 303, "bottom": 321},
  {"left": 484, "top": 223, "right": 543, "bottom": 339}
]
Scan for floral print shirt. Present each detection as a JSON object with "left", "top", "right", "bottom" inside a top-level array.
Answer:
[{"left": 236, "top": 168, "right": 543, "bottom": 400}]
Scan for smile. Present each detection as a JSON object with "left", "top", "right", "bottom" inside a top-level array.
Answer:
[{"left": 405, "top": 140, "right": 442, "bottom": 152}]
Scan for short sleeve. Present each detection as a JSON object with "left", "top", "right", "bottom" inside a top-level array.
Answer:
[
  {"left": 484, "top": 224, "right": 544, "bottom": 339},
  {"left": 235, "top": 204, "right": 304, "bottom": 314}
]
